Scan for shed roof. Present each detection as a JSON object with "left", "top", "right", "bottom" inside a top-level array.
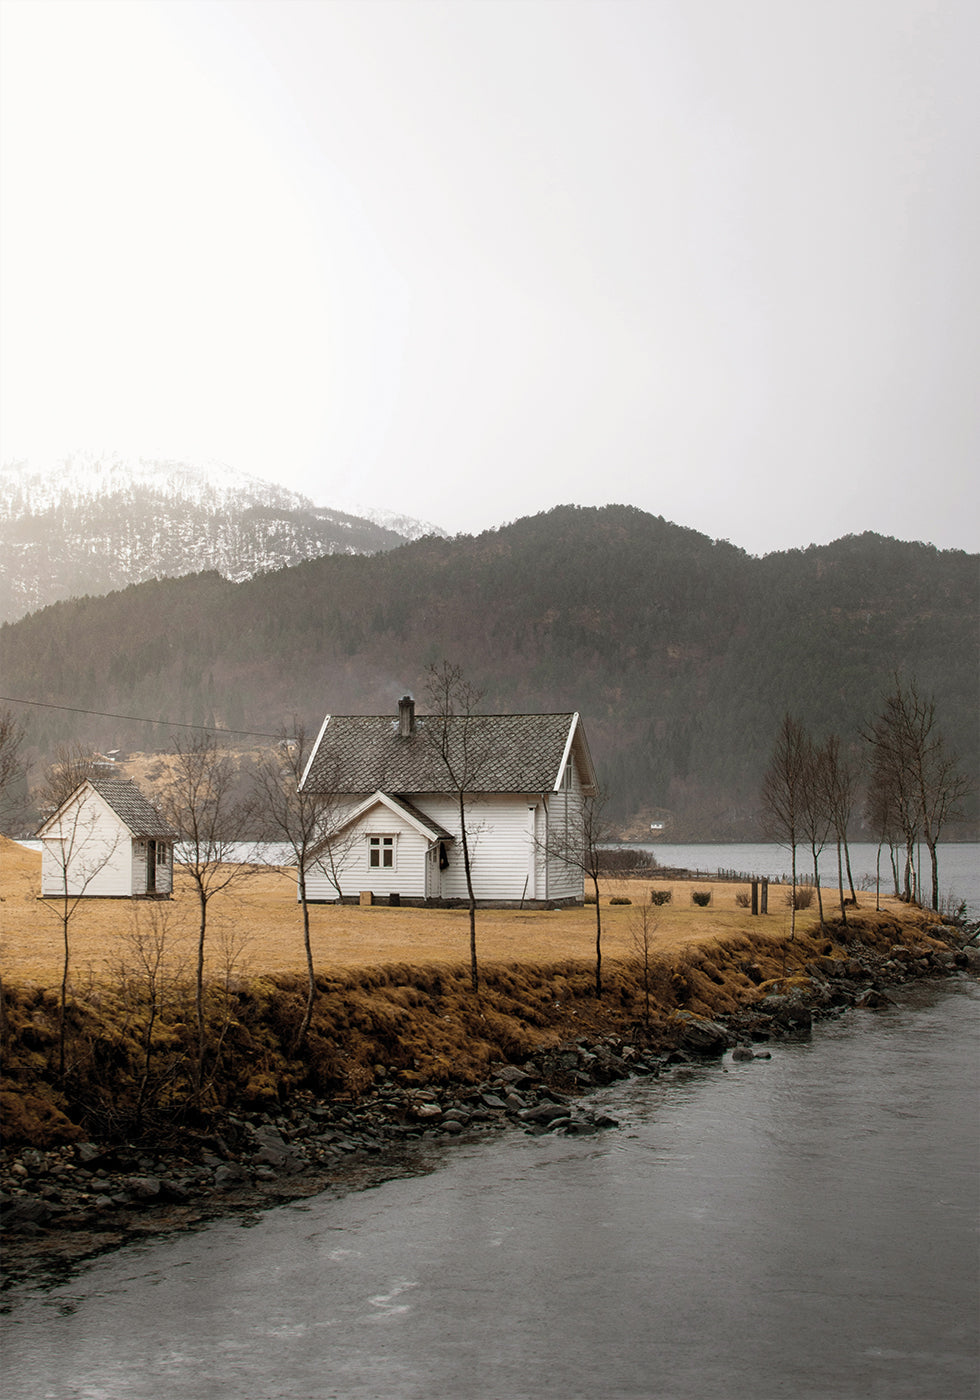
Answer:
[
  {"left": 88, "top": 779, "right": 177, "bottom": 839},
  {"left": 300, "top": 711, "right": 596, "bottom": 796}
]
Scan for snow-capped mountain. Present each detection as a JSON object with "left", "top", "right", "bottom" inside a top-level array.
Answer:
[{"left": 0, "top": 455, "right": 445, "bottom": 623}]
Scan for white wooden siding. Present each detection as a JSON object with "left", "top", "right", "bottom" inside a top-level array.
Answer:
[
  {"left": 304, "top": 803, "right": 429, "bottom": 900},
  {"left": 40, "top": 790, "right": 133, "bottom": 897},
  {"left": 301, "top": 749, "right": 589, "bottom": 903},
  {"left": 418, "top": 795, "right": 543, "bottom": 900},
  {"left": 542, "top": 752, "right": 586, "bottom": 899}
]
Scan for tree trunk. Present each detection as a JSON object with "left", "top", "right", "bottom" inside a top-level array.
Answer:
[
  {"left": 294, "top": 873, "right": 316, "bottom": 1051},
  {"left": 927, "top": 840, "right": 940, "bottom": 912},
  {"left": 592, "top": 873, "right": 602, "bottom": 999},
  {"left": 844, "top": 837, "right": 857, "bottom": 904},
  {"left": 59, "top": 898, "right": 70, "bottom": 1078},
  {"left": 195, "top": 888, "right": 207, "bottom": 1093},
  {"left": 459, "top": 796, "right": 479, "bottom": 995}
]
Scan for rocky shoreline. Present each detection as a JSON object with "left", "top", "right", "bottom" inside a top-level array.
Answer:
[{"left": 2, "top": 924, "right": 977, "bottom": 1294}]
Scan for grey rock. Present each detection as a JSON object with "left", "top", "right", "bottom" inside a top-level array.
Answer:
[
  {"left": 519, "top": 1103, "right": 573, "bottom": 1125},
  {"left": 2, "top": 1196, "right": 50, "bottom": 1227},
  {"left": 213, "top": 1162, "right": 249, "bottom": 1189},
  {"left": 123, "top": 1176, "right": 162, "bottom": 1201}
]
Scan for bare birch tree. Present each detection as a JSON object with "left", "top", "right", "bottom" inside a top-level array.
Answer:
[
  {"left": 159, "top": 733, "right": 257, "bottom": 1092},
  {"left": 864, "top": 677, "right": 970, "bottom": 910},
  {"left": 38, "top": 757, "right": 123, "bottom": 1076},
  {"left": 251, "top": 723, "right": 354, "bottom": 1050},
  {"left": 820, "top": 734, "right": 858, "bottom": 923},
  {"left": 537, "top": 788, "right": 610, "bottom": 998},
  {"left": 761, "top": 713, "right": 809, "bottom": 940},
  {"left": 423, "top": 663, "right": 490, "bottom": 995}
]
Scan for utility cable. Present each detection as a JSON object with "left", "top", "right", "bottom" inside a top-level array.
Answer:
[{"left": 0, "top": 694, "right": 281, "bottom": 739}]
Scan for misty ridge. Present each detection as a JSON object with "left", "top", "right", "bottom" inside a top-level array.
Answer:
[
  {"left": 2, "top": 499, "right": 976, "bottom": 841},
  {"left": 0, "top": 456, "right": 445, "bottom": 624}
]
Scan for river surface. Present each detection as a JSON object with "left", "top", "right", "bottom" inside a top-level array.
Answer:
[{"left": 3, "top": 979, "right": 978, "bottom": 1400}]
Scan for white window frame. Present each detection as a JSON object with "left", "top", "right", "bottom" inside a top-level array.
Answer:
[{"left": 368, "top": 834, "right": 396, "bottom": 870}]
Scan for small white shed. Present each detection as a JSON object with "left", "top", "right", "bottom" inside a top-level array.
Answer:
[{"left": 37, "top": 778, "right": 177, "bottom": 898}]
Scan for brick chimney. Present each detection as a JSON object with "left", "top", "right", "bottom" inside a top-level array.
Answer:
[{"left": 398, "top": 695, "right": 415, "bottom": 737}]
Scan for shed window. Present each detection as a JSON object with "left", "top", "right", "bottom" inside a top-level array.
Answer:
[
  {"left": 369, "top": 835, "right": 395, "bottom": 869},
  {"left": 156, "top": 843, "right": 169, "bottom": 866}
]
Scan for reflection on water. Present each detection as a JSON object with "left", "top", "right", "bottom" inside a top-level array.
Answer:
[{"left": 2, "top": 980, "right": 978, "bottom": 1400}]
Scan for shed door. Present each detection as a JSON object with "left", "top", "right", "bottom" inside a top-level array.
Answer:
[
  {"left": 425, "top": 845, "right": 440, "bottom": 899},
  {"left": 146, "top": 840, "right": 157, "bottom": 893}
]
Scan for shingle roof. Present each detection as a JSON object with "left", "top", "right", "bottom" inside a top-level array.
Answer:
[
  {"left": 89, "top": 779, "right": 177, "bottom": 839},
  {"left": 301, "top": 712, "right": 593, "bottom": 795}
]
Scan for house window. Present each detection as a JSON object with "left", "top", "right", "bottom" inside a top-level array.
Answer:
[
  {"left": 368, "top": 835, "right": 395, "bottom": 869},
  {"left": 156, "top": 843, "right": 169, "bottom": 867}
]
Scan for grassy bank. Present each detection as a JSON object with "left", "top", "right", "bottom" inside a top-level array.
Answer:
[{"left": 1, "top": 829, "right": 951, "bottom": 1147}]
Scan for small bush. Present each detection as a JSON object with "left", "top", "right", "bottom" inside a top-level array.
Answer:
[
  {"left": 691, "top": 890, "right": 712, "bottom": 907},
  {"left": 735, "top": 890, "right": 751, "bottom": 908},
  {"left": 650, "top": 888, "right": 672, "bottom": 906},
  {"left": 610, "top": 896, "right": 632, "bottom": 905},
  {"left": 597, "top": 847, "right": 660, "bottom": 875},
  {"left": 785, "top": 884, "right": 814, "bottom": 909}
]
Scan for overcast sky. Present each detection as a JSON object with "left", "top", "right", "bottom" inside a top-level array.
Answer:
[{"left": 1, "top": 0, "right": 977, "bottom": 554}]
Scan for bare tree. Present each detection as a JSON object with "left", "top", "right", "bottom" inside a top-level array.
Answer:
[
  {"left": 251, "top": 723, "right": 338, "bottom": 1050},
  {"left": 821, "top": 734, "right": 858, "bottom": 923},
  {"left": 114, "top": 901, "right": 189, "bottom": 1131},
  {"left": 159, "top": 733, "right": 257, "bottom": 1091},
  {"left": 761, "top": 713, "right": 809, "bottom": 940},
  {"left": 423, "top": 663, "right": 491, "bottom": 995},
  {"left": 538, "top": 788, "right": 611, "bottom": 998},
  {"left": 629, "top": 903, "right": 660, "bottom": 1030},
  {"left": 37, "top": 761, "right": 123, "bottom": 1076},
  {"left": 864, "top": 678, "right": 970, "bottom": 910},
  {"left": 0, "top": 706, "right": 26, "bottom": 833},
  {"left": 798, "top": 735, "right": 832, "bottom": 924}
]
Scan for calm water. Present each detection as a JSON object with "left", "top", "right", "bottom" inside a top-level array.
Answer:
[
  {"left": 3, "top": 979, "right": 978, "bottom": 1400},
  {"left": 639, "top": 842, "right": 980, "bottom": 920}
]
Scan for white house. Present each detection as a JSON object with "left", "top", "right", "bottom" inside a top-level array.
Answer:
[
  {"left": 298, "top": 696, "right": 597, "bottom": 905},
  {"left": 38, "top": 778, "right": 177, "bottom": 898}
]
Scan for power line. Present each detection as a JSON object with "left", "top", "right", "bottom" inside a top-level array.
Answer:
[{"left": 0, "top": 695, "right": 281, "bottom": 740}]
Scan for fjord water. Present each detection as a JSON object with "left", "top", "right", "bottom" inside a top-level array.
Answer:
[
  {"left": 3, "top": 979, "right": 978, "bottom": 1400},
  {"left": 641, "top": 841, "right": 980, "bottom": 920}
]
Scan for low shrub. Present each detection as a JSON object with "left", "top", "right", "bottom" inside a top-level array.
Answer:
[
  {"left": 691, "top": 890, "right": 712, "bottom": 907},
  {"left": 734, "top": 890, "right": 751, "bottom": 908},
  {"left": 786, "top": 883, "right": 815, "bottom": 909},
  {"left": 597, "top": 847, "right": 660, "bottom": 876},
  {"left": 650, "top": 889, "right": 672, "bottom": 906},
  {"left": 609, "top": 896, "right": 632, "bottom": 905}
]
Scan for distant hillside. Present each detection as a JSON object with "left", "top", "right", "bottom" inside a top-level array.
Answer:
[
  {"left": 0, "top": 455, "right": 444, "bottom": 622},
  {"left": 1, "top": 505, "right": 976, "bottom": 836}
]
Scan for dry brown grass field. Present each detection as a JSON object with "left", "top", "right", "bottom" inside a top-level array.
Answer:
[{"left": 0, "top": 836, "right": 904, "bottom": 988}]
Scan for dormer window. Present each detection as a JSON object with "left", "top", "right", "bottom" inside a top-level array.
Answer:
[{"left": 369, "top": 835, "right": 395, "bottom": 869}]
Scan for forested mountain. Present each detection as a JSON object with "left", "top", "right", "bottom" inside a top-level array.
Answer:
[
  {"left": 0, "top": 456, "right": 442, "bottom": 623},
  {"left": 2, "top": 505, "right": 976, "bottom": 836}
]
